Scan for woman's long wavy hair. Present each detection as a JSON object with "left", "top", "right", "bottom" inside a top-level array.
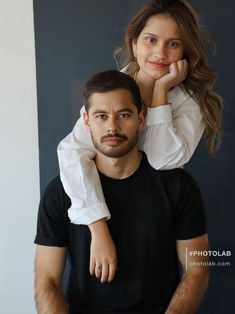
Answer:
[{"left": 114, "top": 0, "right": 223, "bottom": 155}]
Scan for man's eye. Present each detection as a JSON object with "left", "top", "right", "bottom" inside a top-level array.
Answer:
[
  {"left": 96, "top": 114, "right": 107, "bottom": 119},
  {"left": 119, "top": 113, "right": 130, "bottom": 119}
]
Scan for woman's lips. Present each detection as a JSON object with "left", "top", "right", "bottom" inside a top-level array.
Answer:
[{"left": 148, "top": 61, "right": 168, "bottom": 69}]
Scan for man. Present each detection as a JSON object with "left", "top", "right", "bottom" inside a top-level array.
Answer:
[{"left": 34, "top": 70, "right": 209, "bottom": 314}]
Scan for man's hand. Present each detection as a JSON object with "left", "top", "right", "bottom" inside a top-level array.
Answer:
[{"left": 89, "top": 219, "right": 118, "bottom": 283}]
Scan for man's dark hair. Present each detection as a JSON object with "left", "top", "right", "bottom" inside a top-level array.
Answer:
[{"left": 83, "top": 70, "right": 142, "bottom": 112}]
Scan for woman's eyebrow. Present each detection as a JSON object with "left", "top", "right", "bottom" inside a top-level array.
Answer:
[{"left": 143, "top": 32, "right": 182, "bottom": 41}]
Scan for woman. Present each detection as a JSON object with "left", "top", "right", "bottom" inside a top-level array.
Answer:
[{"left": 57, "top": 0, "right": 223, "bottom": 283}]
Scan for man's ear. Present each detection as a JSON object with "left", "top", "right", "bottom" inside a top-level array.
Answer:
[
  {"left": 83, "top": 111, "right": 91, "bottom": 132},
  {"left": 138, "top": 106, "right": 146, "bottom": 131}
]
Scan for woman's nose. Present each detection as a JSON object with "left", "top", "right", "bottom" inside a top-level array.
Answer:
[{"left": 153, "top": 42, "right": 167, "bottom": 59}]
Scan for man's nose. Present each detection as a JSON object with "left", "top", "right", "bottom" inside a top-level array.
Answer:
[{"left": 107, "top": 117, "right": 120, "bottom": 133}]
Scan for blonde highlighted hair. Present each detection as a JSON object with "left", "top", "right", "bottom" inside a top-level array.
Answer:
[{"left": 114, "top": 0, "right": 223, "bottom": 155}]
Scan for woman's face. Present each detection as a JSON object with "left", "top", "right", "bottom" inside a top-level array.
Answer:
[{"left": 132, "top": 14, "right": 184, "bottom": 81}]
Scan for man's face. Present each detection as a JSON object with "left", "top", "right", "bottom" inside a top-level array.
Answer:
[{"left": 83, "top": 88, "right": 144, "bottom": 158}]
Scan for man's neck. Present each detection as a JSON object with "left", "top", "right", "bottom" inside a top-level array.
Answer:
[{"left": 95, "top": 148, "right": 142, "bottom": 180}]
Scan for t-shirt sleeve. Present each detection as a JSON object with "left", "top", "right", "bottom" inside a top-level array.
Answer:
[
  {"left": 34, "top": 177, "right": 70, "bottom": 247},
  {"left": 174, "top": 171, "right": 207, "bottom": 240}
]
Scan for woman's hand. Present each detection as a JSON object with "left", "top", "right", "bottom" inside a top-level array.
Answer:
[
  {"left": 89, "top": 219, "right": 118, "bottom": 283},
  {"left": 157, "top": 59, "right": 188, "bottom": 90},
  {"left": 151, "top": 59, "right": 188, "bottom": 107}
]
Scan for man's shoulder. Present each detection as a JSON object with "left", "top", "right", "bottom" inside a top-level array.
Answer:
[
  {"left": 35, "top": 176, "right": 70, "bottom": 246},
  {"left": 158, "top": 167, "right": 195, "bottom": 183},
  {"left": 144, "top": 159, "right": 200, "bottom": 198},
  {"left": 144, "top": 155, "right": 195, "bottom": 186},
  {"left": 45, "top": 175, "right": 62, "bottom": 190},
  {"left": 42, "top": 175, "right": 70, "bottom": 207},
  {"left": 43, "top": 175, "right": 63, "bottom": 194}
]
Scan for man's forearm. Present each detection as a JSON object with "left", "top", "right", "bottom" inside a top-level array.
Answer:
[
  {"left": 165, "top": 270, "right": 209, "bottom": 314},
  {"left": 35, "top": 280, "right": 68, "bottom": 314}
]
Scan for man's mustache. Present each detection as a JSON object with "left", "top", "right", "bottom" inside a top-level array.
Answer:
[{"left": 101, "top": 133, "right": 128, "bottom": 142}]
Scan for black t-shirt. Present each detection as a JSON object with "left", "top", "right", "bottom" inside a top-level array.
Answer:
[{"left": 34, "top": 153, "right": 206, "bottom": 314}]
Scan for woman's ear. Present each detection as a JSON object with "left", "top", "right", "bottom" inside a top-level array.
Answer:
[
  {"left": 132, "top": 39, "right": 137, "bottom": 58},
  {"left": 83, "top": 112, "right": 91, "bottom": 132}
]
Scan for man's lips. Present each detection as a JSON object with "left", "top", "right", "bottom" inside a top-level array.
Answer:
[
  {"left": 148, "top": 61, "right": 169, "bottom": 69},
  {"left": 103, "top": 138, "right": 124, "bottom": 145},
  {"left": 101, "top": 134, "right": 127, "bottom": 145}
]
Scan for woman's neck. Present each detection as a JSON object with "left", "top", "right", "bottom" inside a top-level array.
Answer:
[{"left": 134, "top": 70, "right": 155, "bottom": 106}]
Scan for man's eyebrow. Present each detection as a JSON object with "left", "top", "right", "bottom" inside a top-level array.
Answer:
[
  {"left": 93, "top": 110, "right": 108, "bottom": 115},
  {"left": 143, "top": 32, "right": 182, "bottom": 41},
  {"left": 92, "top": 108, "right": 134, "bottom": 115},
  {"left": 117, "top": 108, "right": 134, "bottom": 113}
]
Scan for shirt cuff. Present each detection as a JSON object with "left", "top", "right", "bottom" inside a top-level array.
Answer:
[
  {"left": 145, "top": 105, "right": 173, "bottom": 126},
  {"left": 68, "top": 202, "right": 111, "bottom": 225}
]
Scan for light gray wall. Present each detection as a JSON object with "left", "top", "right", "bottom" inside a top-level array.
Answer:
[
  {"left": 34, "top": 1, "right": 235, "bottom": 312},
  {"left": 0, "top": 0, "right": 39, "bottom": 313}
]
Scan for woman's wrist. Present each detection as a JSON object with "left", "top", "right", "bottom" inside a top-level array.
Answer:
[
  {"left": 88, "top": 218, "right": 109, "bottom": 237},
  {"left": 151, "top": 85, "right": 169, "bottom": 108}
]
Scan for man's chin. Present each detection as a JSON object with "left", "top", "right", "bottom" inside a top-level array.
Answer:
[{"left": 100, "top": 148, "right": 129, "bottom": 158}]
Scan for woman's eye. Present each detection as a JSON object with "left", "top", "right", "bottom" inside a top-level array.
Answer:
[
  {"left": 145, "top": 37, "right": 156, "bottom": 44},
  {"left": 168, "top": 41, "right": 180, "bottom": 48}
]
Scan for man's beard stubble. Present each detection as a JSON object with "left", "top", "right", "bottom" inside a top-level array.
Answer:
[{"left": 91, "top": 131, "right": 139, "bottom": 158}]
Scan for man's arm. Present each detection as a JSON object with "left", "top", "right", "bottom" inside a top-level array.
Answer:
[
  {"left": 34, "top": 245, "right": 68, "bottom": 314},
  {"left": 165, "top": 234, "right": 209, "bottom": 314}
]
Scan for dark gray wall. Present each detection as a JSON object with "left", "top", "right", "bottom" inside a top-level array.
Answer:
[{"left": 34, "top": 1, "right": 235, "bottom": 312}]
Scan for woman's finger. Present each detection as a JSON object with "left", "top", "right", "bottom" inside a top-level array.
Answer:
[
  {"left": 107, "top": 260, "right": 118, "bottom": 283},
  {"left": 89, "top": 257, "right": 96, "bottom": 276},
  {"left": 100, "top": 263, "right": 109, "bottom": 283},
  {"left": 95, "top": 263, "right": 102, "bottom": 279},
  {"left": 177, "top": 59, "right": 188, "bottom": 80}
]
